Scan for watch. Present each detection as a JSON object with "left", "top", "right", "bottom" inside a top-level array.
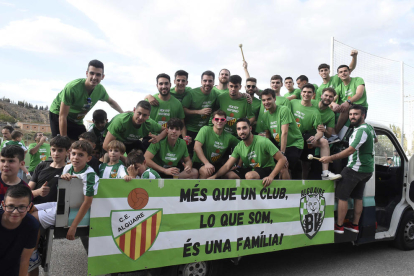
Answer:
[
  {"left": 281, "top": 151, "right": 285, "bottom": 156},
  {"left": 346, "top": 99, "right": 353, "bottom": 105}
]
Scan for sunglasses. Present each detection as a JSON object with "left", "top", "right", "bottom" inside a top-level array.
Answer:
[
  {"left": 246, "top": 85, "right": 256, "bottom": 89},
  {"left": 213, "top": 118, "right": 227, "bottom": 122}
]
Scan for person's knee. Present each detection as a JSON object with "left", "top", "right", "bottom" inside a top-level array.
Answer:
[
  {"left": 225, "top": 172, "right": 240, "bottom": 179},
  {"left": 245, "top": 171, "right": 260, "bottom": 179},
  {"left": 191, "top": 168, "right": 199, "bottom": 179},
  {"left": 320, "top": 138, "right": 329, "bottom": 148}
]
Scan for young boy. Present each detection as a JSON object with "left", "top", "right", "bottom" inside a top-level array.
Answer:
[
  {"left": 124, "top": 150, "right": 161, "bottom": 181},
  {"left": 3, "top": 131, "right": 31, "bottom": 180},
  {"left": 0, "top": 146, "right": 30, "bottom": 209},
  {"left": 78, "top": 132, "right": 101, "bottom": 174},
  {"left": 31, "top": 140, "right": 99, "bottom": 240},
  {"left": 0, "top": 185, "right": 39, "bottom": 276},
  {"left": 99, "top": 140, "right": 127, "bottom": 179},
  {"left": 88, "top": 109, "right": 109, "bottom": 156}
]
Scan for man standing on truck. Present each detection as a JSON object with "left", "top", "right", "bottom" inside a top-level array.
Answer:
[{"left": 319, "top": 105, "right": 374, "bottom": 234}]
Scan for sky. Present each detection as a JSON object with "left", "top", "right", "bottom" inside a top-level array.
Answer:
[{"left": 0, "top": 0, "right": 413, "bottom": 132}]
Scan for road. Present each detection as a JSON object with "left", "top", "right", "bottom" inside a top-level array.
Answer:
[{"left": 40, "top": 238, "right": 414, "bottom": 276}]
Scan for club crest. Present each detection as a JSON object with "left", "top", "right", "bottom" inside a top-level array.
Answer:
[{"left": 299, "top": 189, "right": 326, "bottom": 239}]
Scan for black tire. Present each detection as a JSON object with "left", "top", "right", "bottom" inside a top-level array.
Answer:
[
  {"left": 394, "top": 209, "right": 414, "bottom": 250},
  {"left": 165, "top": 260, "right": 223, "bottom": 276}
]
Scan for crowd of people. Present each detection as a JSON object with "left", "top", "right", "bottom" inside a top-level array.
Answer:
[{"left": 0, "top": 51, "right": 377, "bottom": 275}]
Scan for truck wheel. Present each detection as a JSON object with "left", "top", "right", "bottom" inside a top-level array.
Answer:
[
  {"left": 167, "top": 260, "right": 222, "bottom": 276},
  {"left": 395, "top": 210, "right": 414, "bottom": 250}
]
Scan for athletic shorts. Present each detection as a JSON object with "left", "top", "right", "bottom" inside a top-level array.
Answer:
[
  {"left": 193, "top": 162, "right": 222, "bottom": 172},
  {"left": 336, "top": 167, "right": 373, "bottom": 200},
  {"left": 300, "top": 133, "right": 316, "bottom": 161},
  {"left": 285, "top": 146, "right": 302, "bottom": 170},
  {"left": 49, "top": 112, "right": 86, "bottom": 141},
  {"left": 36, "top": 202, "right": 57, "bottom": 229},
  {"left": 158, "top": 162, "right": 185, "bottom": 179},
  {"left": 233, "top": 167, "right": 273, "bottom": 179}
]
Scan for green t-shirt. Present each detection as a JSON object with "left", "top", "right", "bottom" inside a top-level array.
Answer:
[
  {"left": 170, "top": 86, "right": 192, "bottom": 102},
  {"left": 252, "top": 96, "right": 262, "bottom": 119},
  {"left": 290, "top": 100, "right": 322, "bottom": 135},
  {"left": 193, "top": 126, "right": 239, "bottom": 164},
  {"left": 147, "top": 138, "right": 189, "bottom": 168},
  {"left": 182, "top": 88, "right": 219, "bottom": 132},
  {"left": 214, "top": 93, "right": 254, "bottom": 136},
  {"left": 311, "top": 100, "right": 335, "bottom": 129},
  {"left": 283, "top": 89, "right": 301, "bottom": 99},
  {"left": 263, "top": 106, "right": 304, "bottom": 149},
  {"left": 149, "top": 94, "right": 185, "bottom": 127},
  {"left": 212, "top": 87, "right": 229, "bottom": 95},
  {"left": 255, "top": 96, "right": 292, "bottom": 133},
  {"left": 50, "top": 78, "right": 109, "bottom": 125},
  {"left": 27, "top": 143, "right": 51, "bottom": 172},
  {"left": 231, "top": 135, "right": 279, "bottom": 169},
  {"left": 107, "top": 113, "right": 162, "bottom": 144},
  {"left": 316, "top": 75, "right": 342, "bottom": 101},
  {"left": 335, "top": 77, "right": 368, "bottom": 107},
  {"left": 347, "top": 123, "right": 374, "bottom": 173}
]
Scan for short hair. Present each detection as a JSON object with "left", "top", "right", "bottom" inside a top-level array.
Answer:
[
  {"left": 174, "top": 70, "right": 188, "bottom": 79},
  {"left": 92, "top": 109, "right": 107, "bottom": 122},
  {"left": 229, "top": 75, "right": 242, "bottom": 85},
  {"left": 107, "top": 140, "right": 126, "bottom": 154},
  {"left": 261, "top": 88, "right": 276, "bottom": 98},
  {"left": 350, "top": 104, "right": 367, "bottom": 118},
  {"left": 1, "top": 145, "right": 24, "bottom": 161},
  {"left": 167, "top": 118, "right": 184, "bottom": 130},
  {"left": 35, "top": 132, "right": 43, "bottom": 137},
  {"left": 201, "top": 70, "right": 215, "bottom": 80},
  {"left": 318, "top": 63, "right": 330, "bottom": 70},
  {"left": 236, "top": 118, "right": 251, "bottom": 127},
  {"left": 126, "top": 149, "right": 145, "bottom": 167},
  {"left": 156, "top": 73, "right": 171, "bottom": 83},
  {"left": 296, "top": 75, "right": 309, "bottom": 82},
  {"left": 270, "top": 75, "right": 283, "bottom": 82},
  {"left": 212, "top": 109, "right": 227, "bottom": 118},
  {"left": 301, "top": 83, "right": 315, "bottom": 93},
  {"left": 219, "top": 68, "right": 230, "bottom": 75},
  {"left": 322, "top": 87, "right": 337, "bottom": 97},
  {"left": 4, "top": 185, "right": 32, "bottom": 203},
  {"left": 88, "top": 60, "right": 104, "bottom": 73},
  {"left": 284, "top": 77, "right": 293, "bottom": 82},
  {"left": 78, "top": 132, "right": 97, "bottom": 144},
  {"left": 337, "top": 65, "right": 350, "bottom": 72},
  {"left": 50, "top": 135, "right": 71, "bottom": 150},
  {"left": 2, "top": 126, "right": 13, "bottom": 133},
  {"left": 11, "top": 130, "right": 23, "bottom": 140},
  {"left": 246, "top": 77, "right": 257, "bottom": 83},
  {"left": 71, "top": 140, "right": 93, "bottom": 156},
  {"left": 136, "top": 100, "right": 151, "bottom": 111}
]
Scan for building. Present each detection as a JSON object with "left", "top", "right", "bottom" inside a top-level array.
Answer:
[{"left": 16, "top": 122, "right": 51, "bottom": 133}]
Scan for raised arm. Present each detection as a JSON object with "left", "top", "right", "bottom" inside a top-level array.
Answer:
[
  {"left": 243, "top": 61, "right": 250, "bottom": 79},
  {"left": 349, "top": 50, "right": 358, "bottom": 73},
  {"left": 144, "top": 94, "right": 159, "bottom": 106},
  {"left": 106, "top": 97, "right": 124, "bottom": 113}
]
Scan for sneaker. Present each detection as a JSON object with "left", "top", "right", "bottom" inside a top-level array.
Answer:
[
  {"left": 344, "top": 222, "right": 359, "bottom": 233},
  {"left": 322, "top": 171, "right": 342, "bottom": 181},
  {"left": 327, "top": 135, "right": 340, "bottom": 144},
  {"left": 334, "top": 224, "right": 344, "bottom": 234},
  {"left": 28, "top": 249, "right": 41, "bottom": 272}
]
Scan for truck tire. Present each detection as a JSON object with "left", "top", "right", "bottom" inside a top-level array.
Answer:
[
  {"left": 394, "top": 210, "right": 414, "bottom": 250},
  {"left": 166, "top": 260, "right": 222, "bottom": 276}
]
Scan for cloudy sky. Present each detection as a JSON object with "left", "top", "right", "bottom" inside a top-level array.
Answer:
[{"left": 0, "top": 0, "right": 413, "bottom": 130}]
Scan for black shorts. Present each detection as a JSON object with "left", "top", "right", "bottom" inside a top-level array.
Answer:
[
  {"left": 336, "top": 167, "right": 373, "bottom": 200},
  {"left": 300, "top": 133, "right": 316, "bottom": 161},
  {"left": 234, "top": 167, "right": 273, "bottom": 179},
  {"left": 124, "top": 140, "right": 148, "bottom": 154},
  {"left": 193, "top": 162, "right": 222, "bottom": 172},
  {"left": 157, "top": 162, "right": 185, "bottom": 179},
  {"left": 285, "top": 146, "right": 302, "bottom": 170},
  {"left": 49, "top": 111, "right": 87, "bottom": 141}
]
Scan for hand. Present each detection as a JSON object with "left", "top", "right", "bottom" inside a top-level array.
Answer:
[
  {"left": 38, "top": 181, "right": 50, "bottom": 197},
  {"left": 243, "top": 60, "right": 248, "bottom": 69},
  {"left": 307, "top": 136, "right": 316, "bottom": 143},
  {"left": 66, "top": 226, "right": 76, "bottom": 240},
  {"left": 207, "top": 175, "right": 217, "bottom": 180},
  {"left": 262, "top": 176, "right": 274, "bottom": 187},
  {"left": 198, "top": 108, "right": 212, "bottom": 116},
  {"left": 182, "top": 162, "right": 192, "bottom": 173},
  {"left": 164, "top": 167, "right": 180, "bottom": 176},
  {"left": 204, "top": 163, "right": 215, "bottom": 175},
  {"left": 148, "top": 95, "right": 159, "bottom": 106},
  {"left": 339, "top": 102, "right": 350, "bottom": 113},
  {"left": 127, "top": 165, "right": 139, "bottom": 178},
  {"left": 148, "top": 132, "right": 160, "bottom": 144},
  {"left": 350, "top": 50, "right": 358, "bottom": 57},
  {"left": 40, "top": 136, "right": 48, "bottom": 143},
  {"left": 317, "top": 125, "right": 326, "bottom": 133},
  {"left": 331, "top": 102, "right": 340, "bottom": 112},
  {"left": 243, "top": 93, "right": 253, "bottom": 104},
  {"left": 61, "top": 173, "right": 76, "bottom": 181},
  {"left": 319, "top": 156, "right": 333, "bottom": 164},
  {"left": 283, "top": 157, "right": 289, "bottom": 169},
  {"left": 183, "top": 136, "right": 192, "bottom": 145},
  {"left": 258, "top": 132, "right": 267, "bottom": 137},
  {"left": 124, "top": 175, "right": 133, "bottom": 182}
]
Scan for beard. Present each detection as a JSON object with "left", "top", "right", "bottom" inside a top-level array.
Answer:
[
  {"left": 239, "top": 131, "right": 251, "bottom": 141},
  {"left": 350, "top": 117, "right": 362, "bottom": 127},
  {"left": 159, "top": 89, "right": 170, "bottom": 96}
]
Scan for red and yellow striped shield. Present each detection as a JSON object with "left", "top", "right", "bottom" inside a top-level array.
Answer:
[{"left": 113, "top": 210, "right": 162, "bottom": 260}]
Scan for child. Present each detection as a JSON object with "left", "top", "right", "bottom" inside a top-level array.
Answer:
[
  {"left": 31, "top": 140, "right": 99, "bottom": 241},
  {"left": 88, "top": 109, "right": 108, "bottom": 157},
  {"left": 124, "top": 149, "right": 161, "bottom": 181},
  {"left": 0, "top": 145, "right": 31, "bottom": 209},
  {"left": 0, "top": 185, "right": 39, "bottom": 276},
  {"left": 78, "top": 132, "right": 101, "bottom": 174},
  {"left": 3, "top": 131, "right": 31, "bottom": 180},
  {"left": 99, "top": 140, "right": 127, "bottom": 179}
]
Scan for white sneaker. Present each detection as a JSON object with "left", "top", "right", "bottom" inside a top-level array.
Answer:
[
  {"left": 28, "top": 249, "right": 41, "bottom": 272},
  {"left": 322, "top": 171, "right": 342, "bottom": 181}
]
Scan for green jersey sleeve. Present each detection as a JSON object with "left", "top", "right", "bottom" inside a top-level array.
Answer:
[
  {"left": 147, "top": 142, "right": 160, "bottom": 156},
  {"left": 195, "top": 126, "right": 208, "bottom": 144},
  {"left": 181, "top": 92, "right": 193, "bottom": 108},
  {"left": 231, "top": 144, "right": 241, "bottom": 159},
  {"left": 350, "top": 128, "right": 369, "bottom": 150},
  {"left": 264, "top": 138, "right": 279, "bottom": 157},
  {"left": 107, "top": 116, "right": 125, "bottom": 140},
  {"left": 86, "top": 172, "right": 98, "bottom": 197}
]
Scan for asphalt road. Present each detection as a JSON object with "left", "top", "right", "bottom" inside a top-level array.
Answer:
[{"left": 40, "top": 238, "right": 414, "bottom": 276}]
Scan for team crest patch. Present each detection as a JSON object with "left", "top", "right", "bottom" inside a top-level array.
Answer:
[
  {"left": 111, "top": 188, "right": 162, "bottom": 260},
  {"left": 299, "top": 189, "right": 325, "bottom": 239}
]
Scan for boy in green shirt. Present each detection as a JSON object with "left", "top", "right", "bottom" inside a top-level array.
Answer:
[
  {"left": 28, "top": 132, "right": 50, "bottom": 175},
  {"left": 124, "top": 150, "right": 161, "bottom": 181},
  {"left": 3, "top": 131, "right": 30, "bottom": 180},
  {"left": 144, "top": 119, "right": 198, "bottom": 179}
]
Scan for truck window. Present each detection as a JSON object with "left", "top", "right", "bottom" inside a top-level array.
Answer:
[{"left": 375, "top": 134, "right": 398, "bottom": 167}]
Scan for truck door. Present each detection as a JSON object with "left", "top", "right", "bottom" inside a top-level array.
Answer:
[{"left": 406, "top": 154, "right": 414, "bottom": 208}]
